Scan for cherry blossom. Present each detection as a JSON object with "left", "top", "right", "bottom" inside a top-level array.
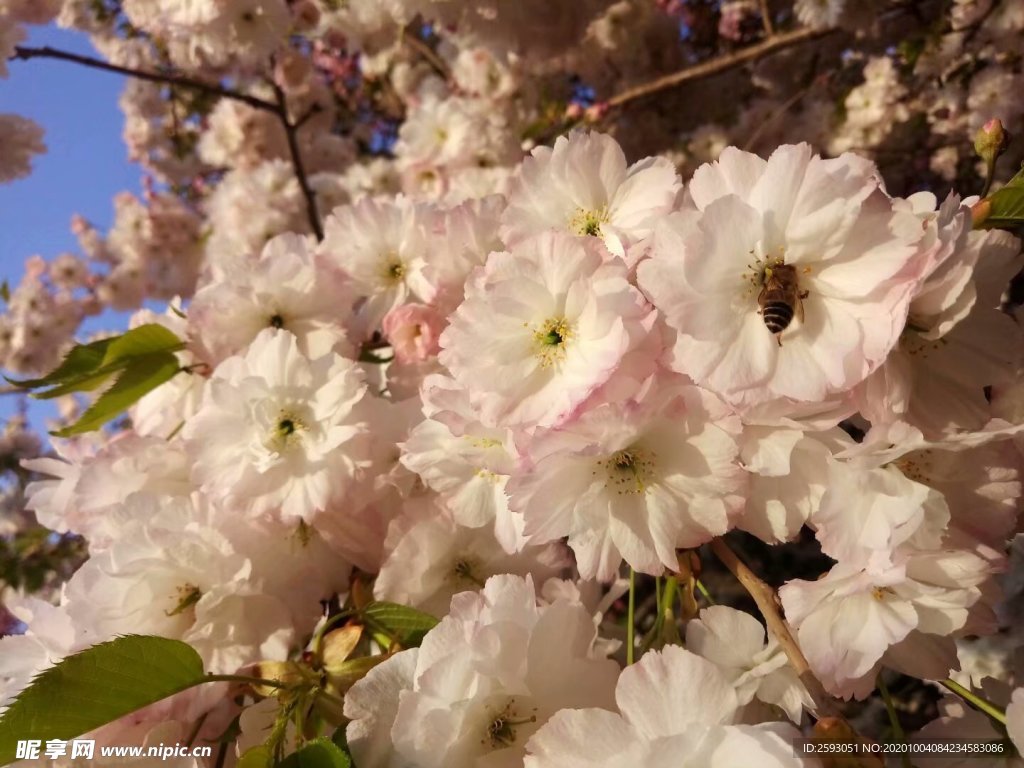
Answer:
[
  {"left": 184, "top": 328, "right": 371, "bottom": 522},
  {"left": 345, "top": 574, "right": 619, "bottom": 768},
  {"left": 524, "top": 645, "right": 812, "bottom": 768},
  {"left": 638, "top": 144, "right": 926, "bottom": 409},
  {"left": 439, "top": 231, "right": 654, "bottom": 430}
]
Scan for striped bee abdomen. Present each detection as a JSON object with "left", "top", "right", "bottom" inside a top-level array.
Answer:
[{"left": 761, "top": 301, "right": 794, "bottom": 334}]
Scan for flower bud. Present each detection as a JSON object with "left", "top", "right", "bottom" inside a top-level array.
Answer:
[{"left": 974, "top": 118, "right": 1009, "bottom": 166}]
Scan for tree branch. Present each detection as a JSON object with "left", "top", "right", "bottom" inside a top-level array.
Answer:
[
  {"left": 11, "top": 44, "right": 325, "bottom": 241},
  {"left": 604, "top": 25, "right": 838, "bottom": 111},
  {"left": 709, "top": 537, "right": 840, "bottom": 718},
  {"left": 759, "top": 0, "right": 776, "bottom": 36},
  {"left": 271, "top": 82, "right": 324, "bottom": 241},
  {"left": 402, "top": 25, "right": 451, "bottom": 82},
  {"left": 10, "top": 45, "right": 278, "bottom": 113}
]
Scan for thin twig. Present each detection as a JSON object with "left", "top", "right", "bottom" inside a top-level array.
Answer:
[
  {"left": 271, "top": 82, "right": 324, "bottom": 241},
  {"left": 12, "top": 44, "right": 325, "bottom": 240},
  {"left": 294, "top": 102, "right": 324, "bottom": 130},
  {"left": 605, "top": 26, "right": 837, "bottom": 111},
  {"left": 759, "top": 0, "right": 776, "bottom": 35},
  {"left": 402, "top": 27, "right": 451, "bottom": 82},
  {"left": 11, "top": 46, "right": 278, "bottom": 113},
  {"left": 709, "top": 537, "right": 839, "bottom": 717}
]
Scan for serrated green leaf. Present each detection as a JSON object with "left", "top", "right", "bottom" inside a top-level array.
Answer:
[
  {"left": 280, "top": 738, "right": 351, "bottom": 768},
  {"left": 52, "top": 352, "right": 181, "bottom": 437},
  {"left": 986, "top": 167, "right": 1024, "bottom": 229},
  {"left": 5, "top": 337, "right": 114, "bottom": 389},
  {"left": 361, "top": 602, "right": 439, "bottom": 648},
  {"left": 6, "top": 324, "right": 184, "bottom": 399},
  {"left": 0, "top": 635, "right": 206, "bottom": 766},
  {"left": 100, "top": 324, "right": 184, "bottom": 363}
]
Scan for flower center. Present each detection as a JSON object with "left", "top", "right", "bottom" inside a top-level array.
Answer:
[
  {"left": 900, "top": 328, "right": 947, "bottom": 359},
  {"left": 269, "top": 313, "right": 285, "bottom": 329},
  {"left": 483, "top": 699, "right": 538, "bottom": 750},
  {"left": 381, "top": 255, "right": 406, "bottom": 286},
  {"left": 451, "top": 557, "right": 485, "bottom": 588},
  {"left": 872, "top": 586, "right": 896, "bottom": 601},
  {"left": 166, "top": 583, "right": 202, "bottom": 617},
  {"left": 741, "top": 250, "right": 786, "bottom": 294},
  {"left": 532, "top": 317, "right": 573, "bottom": 368},
  {"left": 266, "top": 410, "right": 307, "bottom": 453},
  {"left": 891, "top": 451, "right": 934, "bottom": 484},
  {"left": 569, "top": 207, "right": 607, "bottom": 237},
  {"left": 598, "top": 445, "right": 657, "bottom": 495}
]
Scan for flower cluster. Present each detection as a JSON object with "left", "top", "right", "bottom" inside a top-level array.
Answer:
[{"left": 3, "top": 125, "right": 1023, "bottom": 764}]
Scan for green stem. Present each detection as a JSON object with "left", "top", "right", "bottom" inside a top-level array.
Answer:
[
  {"left": 941, "top": 678, "right": 1007, "bottom": 725},
  {"left": 204, "top": 673, "right": 289, "bottom": 690},
  {"left": 695, "top": 579, "right": 716, "bottom": 605},
  {"left": 627, "top": 568, "right": 636, "bottom": 665},
  {"left": 878, "top": 676, "right": 911, "bottom": 768}
]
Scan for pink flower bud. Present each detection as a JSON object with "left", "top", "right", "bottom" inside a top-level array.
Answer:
[
  {"left": 974, "top": 117, "right": 1009, "bottom": 164},
  {"left": 382, "top": 303, "right": 445, "bottom": 364},
  {"left": 584, "top": 102, "right": 610, "bottom": 122}
]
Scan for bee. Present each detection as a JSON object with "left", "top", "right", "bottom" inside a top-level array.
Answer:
[{"left": 757, "top": 264, "right": 808, "bottom": 346}]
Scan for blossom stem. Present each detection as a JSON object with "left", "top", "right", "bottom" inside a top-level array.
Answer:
[
  {"left": 204, "top": 673, "right": 290, "bottom": 690},
  {"left": 940, "top": 678, "right": 1008, "bottom": 726},
  {"left": 627, "top": 567, "right": 636, "bottom": 665},
  {"left": 695, "top": 579, "right": 716, "bottom": 605},
  {"left": 878, "top": 676, "right": 911, "bottom": 768},
  {"left": 709, "top": 537, "right": 839, "bottom": 717}
]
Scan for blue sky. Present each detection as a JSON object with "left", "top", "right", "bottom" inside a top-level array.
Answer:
[{"left": 1, "top": 23, "right": 141, "bottom": 426}]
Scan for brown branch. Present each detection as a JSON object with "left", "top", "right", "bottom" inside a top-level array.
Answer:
[
  {"left": 12, "top": 44, "right": 325, "bottom": 241},
  {"left": 709, "top": 537, "right": 840, "bottom": 718},
  {"left": 759, "top": 0, "right": 775, "bottom": 36},
  {"left": 402, "top": 27, "right": 451, "bottom": 82},
  {"left": 11, "top": 45, "right": 278, "bottom": 113},
  {"left": 271, "top": 83, "right": 324, "bottom": 241},
  {"left": 605, "top": 25, "right": 838, "bottom": 111}
]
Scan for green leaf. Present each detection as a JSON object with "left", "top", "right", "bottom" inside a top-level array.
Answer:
[
  {"left": 0, "top": 635, "right": 206, "bottom": 766},
  {"left": 6, "top": 324, "right": 184, "bottom": 399},
  {"left": 52, "top": 352, "right": 181, "bottom": 437},
  {"left": 236, "top": 746, "right": 274, "bottom": 768},
  {"left": 101, "top": 323, "right": 183, "bottom": 362},
  {"left": 361, "top": 602, "right": 439, "bottom": 648},
  {"left": 0, "top": 280, "right": 9, "bottom": 303},
  {"left": 985, "top": 166, "right": 1024, "bottom": 229},
  {"left": 280, "top": 739, "right": 352, "bottom": 768},
  {"left": 5, "top": 337, "right": 114, "bottom": 389}
]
